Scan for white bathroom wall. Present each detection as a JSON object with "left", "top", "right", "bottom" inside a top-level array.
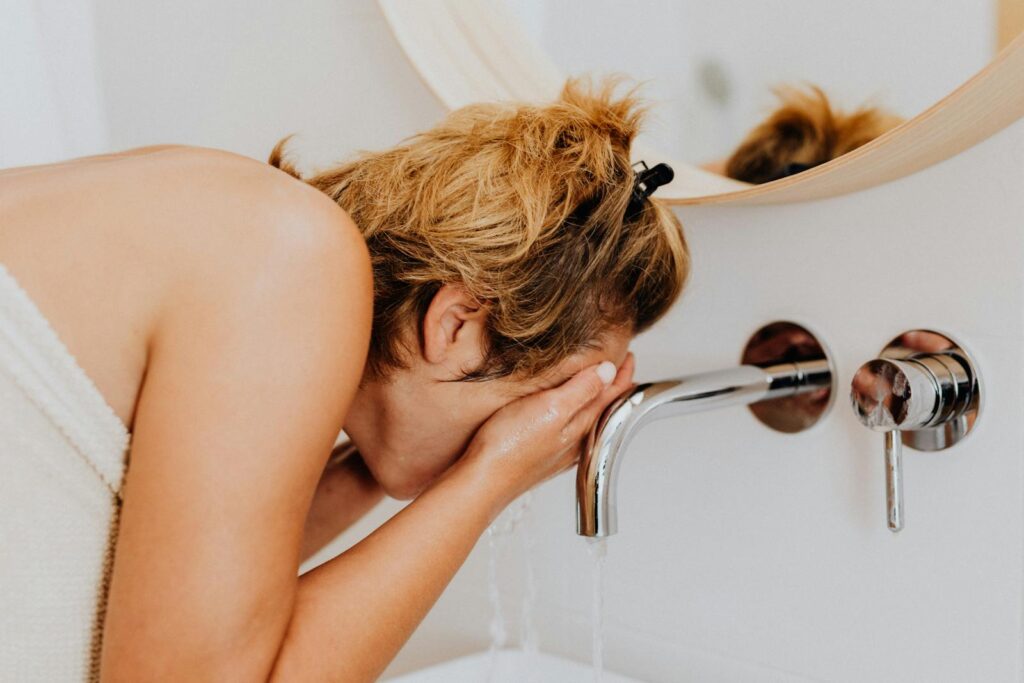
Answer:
[
  {"left": 537, "top": 118, "right": 1024, "bottom": 682},
  {"left": 0, "top": 0, "right": 109, "bottom": 167}
]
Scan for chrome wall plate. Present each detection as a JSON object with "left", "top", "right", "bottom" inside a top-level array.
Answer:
[{"left": 740, "top": 321, "right": 835, "bottom": 433}]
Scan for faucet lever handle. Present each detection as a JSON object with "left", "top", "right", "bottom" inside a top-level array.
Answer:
[{"left": 884, "top": 430, "right": 903, "bottom": 532}]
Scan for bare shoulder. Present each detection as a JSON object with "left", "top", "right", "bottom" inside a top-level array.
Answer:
[
  {"left": 0, "top": 143, "right": 371, "bottom": 436},
  {"left": 146, "top": 144, "right": 364, "bottom": 238},
  {"left": 6, "top": 140, "right": 373, "bottom": 348},
  {"left": 157, "top": 145, "right": 373, "bottom": 327},
  {"left": 150, "top": 145, "right": 375, "bottom": 409}
]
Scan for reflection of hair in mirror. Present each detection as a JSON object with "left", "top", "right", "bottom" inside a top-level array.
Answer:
[{"left": 724, "top": 85, "right": 903, "bottom": 184}]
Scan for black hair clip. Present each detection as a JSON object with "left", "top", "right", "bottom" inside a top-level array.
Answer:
[{"left": 626, "top": 160, "right": 674, "bottom": 218}]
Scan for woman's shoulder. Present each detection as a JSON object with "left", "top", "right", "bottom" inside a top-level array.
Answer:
[
  {"left": 150, "top": 145, "right": 374, "bottom": 327},
  {"left": 111, "top": 146, "right": 374, "bottom": 379},
  {"left": 6, "top": 141, "right": 372, "bottom": 322},
  {"left": 136, "top": 144, "right": 360, "bottom": 233},
  {"left": 0, "top": 143, "right": 372, "bottom": 431},
  {"left": 147, "top": 144, "right": 374, "bottom": 411},
  {"left": 115, "top": 145, "right": 369, "bottom": 285}
]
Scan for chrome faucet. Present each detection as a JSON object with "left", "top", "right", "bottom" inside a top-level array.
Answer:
[{"left": 576, "top": 321, "right": 834, "bottom": 538}]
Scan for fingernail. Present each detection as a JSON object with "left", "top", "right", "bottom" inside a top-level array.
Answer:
[{"left": 596, "top": 361, "right": 616, "bottom": 385}]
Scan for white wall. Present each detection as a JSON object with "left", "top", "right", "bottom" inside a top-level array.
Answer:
[
  {"left": 0, "top": 0, "right": 109, "bottom": 167},
  {"left": 92, "top": 0, "right": 444, "bottom": 171}
]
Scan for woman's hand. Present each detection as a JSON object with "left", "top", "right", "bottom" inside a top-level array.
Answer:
[{"left": 459, "top": 352, "right": 636, "bottom": 507}]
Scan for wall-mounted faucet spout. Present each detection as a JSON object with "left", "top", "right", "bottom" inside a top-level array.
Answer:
[{"left": 576, "top": 357, "right": 832, "bottom": 537}]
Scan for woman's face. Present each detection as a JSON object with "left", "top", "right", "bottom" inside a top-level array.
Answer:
[{"left": 342, "top": 285, "right": 632, "bottom": 500}]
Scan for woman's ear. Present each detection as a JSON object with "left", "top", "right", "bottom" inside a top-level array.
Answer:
[{"left": 421, "top": 283, "right": 488, "bottom": 374}]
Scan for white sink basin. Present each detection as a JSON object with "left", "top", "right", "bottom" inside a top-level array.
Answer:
[{"left": 386, "top": 649, "right": 646, "bottom": 682}]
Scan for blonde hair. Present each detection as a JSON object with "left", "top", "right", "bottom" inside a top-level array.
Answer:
[{"left": 270, "top": 77, "right": 691, "bottom": 381}]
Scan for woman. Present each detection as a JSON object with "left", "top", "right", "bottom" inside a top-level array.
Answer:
[{"left": 0, "top": 79, "right": 689, "bottom": 681}]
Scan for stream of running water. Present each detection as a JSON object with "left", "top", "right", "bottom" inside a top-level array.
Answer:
[
  {"left": 587, "top": 537, "right": 608, "bottom": 683},
  {"left": 484, "top": 492, "right": 611, "bottom": 682},
  {"left": 484, "top": 492, "right": 537, "bottom": 682}
]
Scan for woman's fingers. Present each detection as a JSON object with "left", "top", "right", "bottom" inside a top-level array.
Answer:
[
  {"left": 592, "top": 352, "right": 635, "bottom": 410},
  {"left": 606, "top": 352, "right": 635, "bottom": 397},
  {"left": 562, "top": 353, "right": 636, "bottom": 444},
  {"left": 548, "top": 360, "right": 616, "bottom": 421}
]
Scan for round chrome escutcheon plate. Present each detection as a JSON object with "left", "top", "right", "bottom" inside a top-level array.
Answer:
[{"left": 740, "top": 321, "right": 835, "bottom": 433}]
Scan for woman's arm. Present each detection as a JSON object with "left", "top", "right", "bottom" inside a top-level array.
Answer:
[
  {"left": 300, "top": 451, "right": 384, "bottom": 562},
  {"left": 278, "top": 445, "right": 508, "bottom": 680}
]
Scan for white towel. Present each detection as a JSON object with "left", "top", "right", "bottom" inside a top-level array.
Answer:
[{"left": 0, "top": 262, "right": 130, "bottom": 682}]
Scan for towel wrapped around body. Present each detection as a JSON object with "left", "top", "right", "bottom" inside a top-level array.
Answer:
[{"left": 0, "top": 263, "right": 130, "bottom": 682}]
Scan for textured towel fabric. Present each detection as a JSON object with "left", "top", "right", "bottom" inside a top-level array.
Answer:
[{"left": 0, "top": 263, "right": 130, "bottom": 682}]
